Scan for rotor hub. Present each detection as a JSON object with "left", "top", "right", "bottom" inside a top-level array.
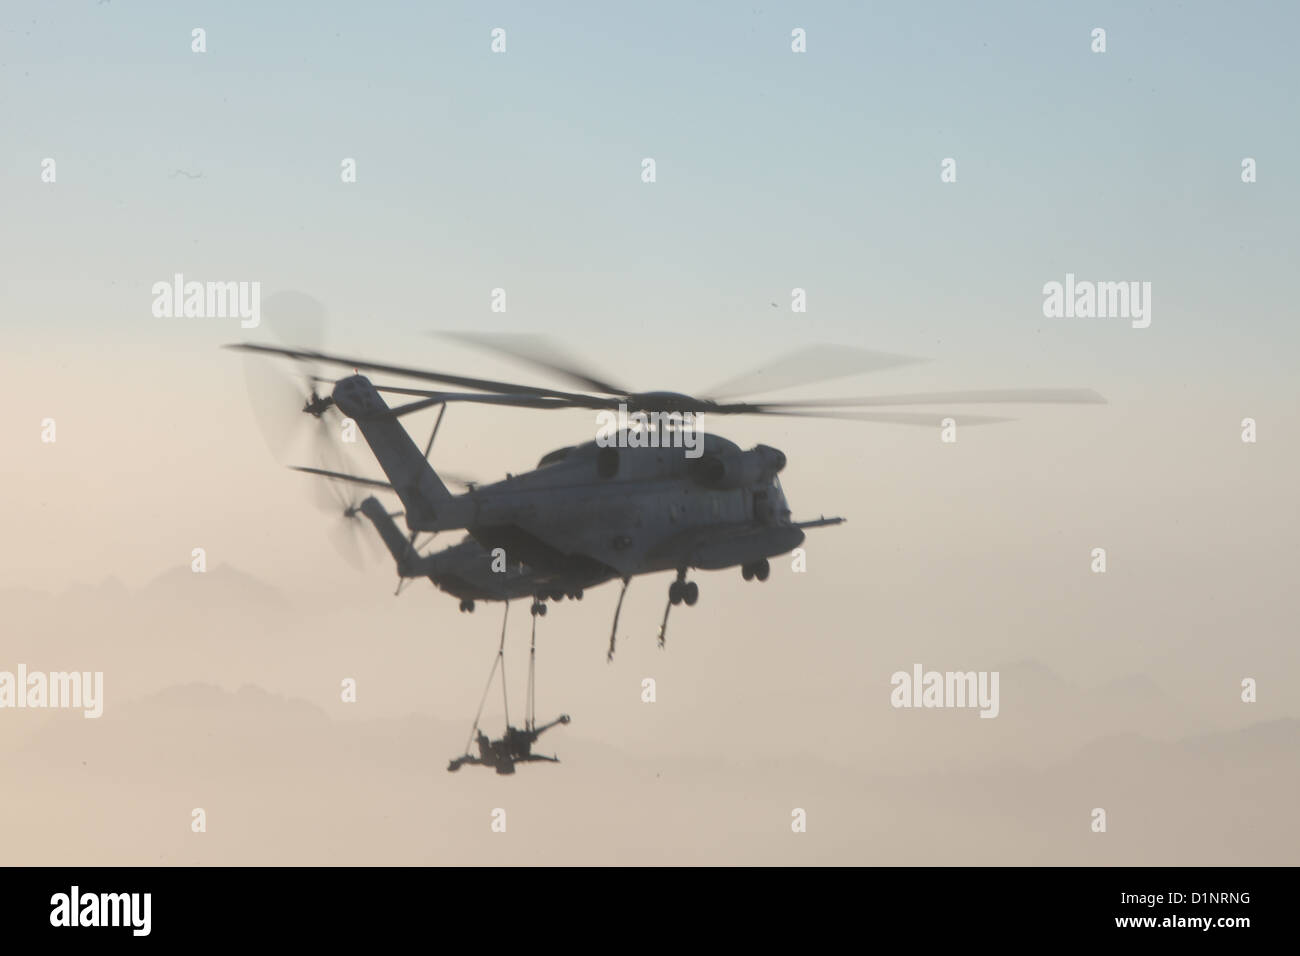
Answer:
[{"left": 624, "top": 391, "right": 714, "bottom": 414}]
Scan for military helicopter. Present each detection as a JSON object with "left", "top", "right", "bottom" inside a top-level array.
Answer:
[{"left": 231, "top": 322, "right": 1105, "bottom": 655}]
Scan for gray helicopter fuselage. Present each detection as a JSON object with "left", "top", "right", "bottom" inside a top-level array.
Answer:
[
  {"left": 452, "top": 434, "right": 801, "bottom": 579},
  {"left": 335, "top": 374, "right": 807, "bottom": 582}
]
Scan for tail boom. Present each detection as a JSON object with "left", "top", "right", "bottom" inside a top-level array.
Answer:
[{"left": 332, "top": 375, "right": 471, "bottom": 531}]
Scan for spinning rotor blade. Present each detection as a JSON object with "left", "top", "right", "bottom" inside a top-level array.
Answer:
[
  {"left": 240, "top": 291, "right": 341, "bottom": 461},
  {"left": 261, "top": 290, "right": 333, "bottom": 400},
  {"left": 226, "top": 343, "right": 605, "bottom": 405},
  {"left": 328, "top": 511, "right": 385, "bottom": 571},
  {"left": 745, "top": 388, "right": 1107, "bottom": 410},
  {"left": 759, "top": 411, "right": 1013, "bottom": 426},
  {"left": 365, "top": 385, "right": 1078, "bottom": 427},
  {"left": 703, "top": 345, "right": 925, "bottom": 400},
  {"left": 297, "top": 447, "right": 386, "bottom": 570},
  {"left": 237, "top": 330, "right": 1101, "bottom": 436},
  {"left": 302, "top": 434, "right": 357, "bottom": 512},
  {"left": 382, "top": 392, "right": 601, "bottom": 419},
  {"left": 436, "top": 332, "right": 630, "bottom": 396},
  {"left": 315, "top": 381, "right": 586, "bottom": 416},
  {"left": 242, "top": 354, "right": 313, "bottom": 458}
]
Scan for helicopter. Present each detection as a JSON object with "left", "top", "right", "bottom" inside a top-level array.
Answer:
[{"left": 231, "top": 324, "right": 1105, "bottom": 655}]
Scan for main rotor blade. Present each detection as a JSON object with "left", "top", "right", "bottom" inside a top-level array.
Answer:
[
  {"left": 746, "top": 388, "right": 1107, "bottom": 410},
  {"left": 759, "top": 410, "right": 1014, "bottom": 426},
  {"left": 320, "top": 380, "right": 579, "bottom": 407},
  {"left": 436, "top": 332, "right": 630, "bottom": 396},
  {"left": 373, "top": 387, "right": 603, "bottom": 408},
  {"left": 225, "top": 343, "right": 605, "bottom": 405},
  {"left": 382, "top": 392, "right": 606, "bottom": 419},
  {"left": 704, "top": 345, "right": 924, "bottom": 400}
]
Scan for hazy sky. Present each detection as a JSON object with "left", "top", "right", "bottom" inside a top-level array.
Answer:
[{"left": 2, "top": 2, "right": 1296, "bottom": 864}]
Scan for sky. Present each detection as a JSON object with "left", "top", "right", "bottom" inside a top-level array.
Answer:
[{"left": 1, "top": 1, "right": 1296, "bottom": 864}]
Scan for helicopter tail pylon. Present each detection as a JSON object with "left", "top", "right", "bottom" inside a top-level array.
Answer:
[
  {"left": 357, "top": 497, "right": 422, "bottom": 576},
  {"left": 331, "top": 374, "right": 471, "bottom": 532}
]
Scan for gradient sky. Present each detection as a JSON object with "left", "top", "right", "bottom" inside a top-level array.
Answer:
[
  {"left": 4, "top": 0, "right": 1296, "bottom": 600},
  {"left": 5, "top": 1, "right": 1298, "bottom": 365}
]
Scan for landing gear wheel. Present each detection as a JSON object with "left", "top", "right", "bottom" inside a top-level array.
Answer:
[
  {"left": 683, "top": 581, "right": 699, "bottom": 606},
  {"left": 755, "top": 559, "right": 770, "bottom": 582},
  {"left": 669, "top": 581, "right": 684, "bottom": 605},
  {"left": 742, "top": 565, "right": 754, "bottom": 581},
  {"left": 459, "top": 599, "right": 475, "bottom": 613},
  {"left": 530, "top": 601, "right": 547, "bottom": 616}
]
